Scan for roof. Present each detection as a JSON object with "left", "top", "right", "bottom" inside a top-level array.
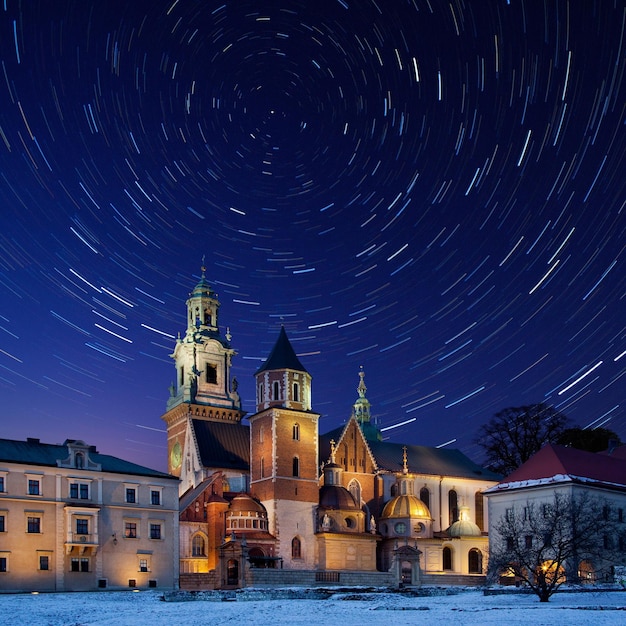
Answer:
[
  {"left": 491, "top": 443, "right": 626, "bottom": 491},
  {"left": 192, "top": 419, "right": 250, "bottom": 471},
  {"left": 320, "top": 428, "right": 501, "bottom": 481},
  {"left": 256, "top": 326, "right": 308, "bottom": 374},
  {"left": 0, "top": 437, "right": 176, "bottom": 480}
]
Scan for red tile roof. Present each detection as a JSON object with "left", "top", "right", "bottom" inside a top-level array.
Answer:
[{"left": 500, "top": 443, "right": 626, "bottom": 488}]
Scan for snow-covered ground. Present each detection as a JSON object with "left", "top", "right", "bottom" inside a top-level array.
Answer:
[{"left": 1, "top": 588, "right": 625, "bottom": 625}]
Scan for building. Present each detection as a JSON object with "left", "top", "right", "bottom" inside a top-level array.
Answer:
[
  {"left": 163, "top": 269, "right": 501, "bottom": 588},
  {"left": 0, "top": 437, "right": 179, "bottom": 592},
  {"left": 485, "top": 443, "right": 626, "bottom": 584}
]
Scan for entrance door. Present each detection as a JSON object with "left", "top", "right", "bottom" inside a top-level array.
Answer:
[{"left": 227, "top": 559, "right": 239, "bottom": 585}]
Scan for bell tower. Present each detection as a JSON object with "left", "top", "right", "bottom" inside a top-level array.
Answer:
[
  {"left": 161, "top": 265, "right": 244, "bottom": 488},
  {"left": 249, "top": 327, "right": 319, "bottom": 569}
]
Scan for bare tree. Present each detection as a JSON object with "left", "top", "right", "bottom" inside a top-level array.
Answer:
[
  {"left": 557, "top": 426, "right": 621, "bottom": 453},
  {"left": 488, "top": 492, "right": 624, "bottom": 602},
  {"left": 476, "top": 404, "right": 570, "bottom": 475}
]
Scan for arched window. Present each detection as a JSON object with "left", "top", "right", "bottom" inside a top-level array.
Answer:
[
  {"left": 291, "top": 536, "right": 301, "bottom": 559},
  {"left": 180, "top": 366, "right": 185, "bottom": 387},
  {"left": 191, "top": 534, "right": 206, "bottom": 557},
  {"left": 259, "top": 426, "right": 264, "bottom": 443},
  {"left": 475, "top": 491, "right": 484, "bottom": 531},
  {"left": 348, "top": 479, "right": 361, "bottom": 506},
  {"left": 258, "top": 384, "right": 263, "bottom": 404},
  {"left": 448, "top": 489, "right": 458, "bottom": 525},
  {"left": 293, "top": 382, "right": 300, "bottom": 402},
  {"left": 272, "top": 381, "right": 280, "bottom": 401},
  {"left": 420, "top": 487, "right": 430, "bottom": 508},
  {"left": 468, "top": 548, "right": 482, "bottom": 574},
  {"left": 292, "top": 456, "right": 300, "bottom": 477},
  {"left": 293, "top": 423, "right": 300, "bottom": 441},
  {"left": 443, "top": 546, "right": 452, "bottom": 570}
]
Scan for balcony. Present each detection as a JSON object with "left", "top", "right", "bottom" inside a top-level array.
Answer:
[{"left": 65, "top": 532, "right": 99, "bottom": 555}]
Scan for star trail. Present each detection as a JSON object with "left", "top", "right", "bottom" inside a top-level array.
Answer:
[{"left": 0, "top": 0, "right": 624, "bottom": 471}]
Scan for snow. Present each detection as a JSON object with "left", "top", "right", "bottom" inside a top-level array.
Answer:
[{"left": 1, "top": 588, "right": 625, "bottom": 625}]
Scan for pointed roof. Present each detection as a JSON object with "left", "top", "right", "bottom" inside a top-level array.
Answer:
[
  {"left": 489, "top": 443, "right": 626, "bottom": 492},
  {"left": 256, "top": 326, "right": 308, "bottom": 374}
]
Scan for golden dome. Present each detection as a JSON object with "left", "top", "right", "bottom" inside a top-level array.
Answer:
[{"left": 380, "top": 494, "right": 431, "bottom": 520}]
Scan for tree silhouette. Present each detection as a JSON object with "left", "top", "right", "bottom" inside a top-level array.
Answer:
[
  {"left": 476, "top": 404, "right": 569, "bottom": 476},
  {"left": 557, "top": 427, "right": 621, "bottom": 453}
]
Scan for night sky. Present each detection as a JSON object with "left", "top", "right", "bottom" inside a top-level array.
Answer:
[{"left": 0, "top": 1, "right": 624, "bottom": 473}]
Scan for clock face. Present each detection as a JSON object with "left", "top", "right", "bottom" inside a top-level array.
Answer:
[{"left": 170, "top": 441, "right": 182, "bottom": 470}]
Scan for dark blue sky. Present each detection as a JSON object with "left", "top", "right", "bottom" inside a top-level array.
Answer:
[{"left": 0, "top": 0, "right": 624, "bottom": 472}]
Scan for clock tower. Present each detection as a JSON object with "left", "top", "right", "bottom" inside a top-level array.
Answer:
[{"left": 161, "top": 266, "right": 245, "bottom": 493}]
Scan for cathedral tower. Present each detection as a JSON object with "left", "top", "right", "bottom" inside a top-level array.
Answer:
[
  {"left": 161, "top": 266, "right": 245, "bottom": 493},
  {"left": 249, "top": 327, "right": 319, "bottom": 569}
]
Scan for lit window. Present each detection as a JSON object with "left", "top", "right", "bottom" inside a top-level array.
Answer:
[
  {"left": 125, "top": 522, "right": 137, "bottom": 538},
  {"left": 150, "top": 523, "right": 162, "bottom": 540},
  {"left": 139, "top": 558, "right": 149, "bottom": 572},
  {"left": 27, "top": 516, "right": 41, "bottom": 533},
  {"left": 192, "top": 535, "right": 205, "bottom": 556}
]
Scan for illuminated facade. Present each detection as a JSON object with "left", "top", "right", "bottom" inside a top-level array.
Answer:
[
  {"left": 0, "top": 438, "right": 179, "bottom": 592},
  {"left": 164, "top": 271, "right": 500, "bottom": 588}
]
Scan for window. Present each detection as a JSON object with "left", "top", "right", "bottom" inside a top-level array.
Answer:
[
  {"left": 544, "top": 533, "right": 552, "bottom": 547},
  {"left": 71, "top": 558, "right": 89, "bottom": 572},
  {"left": 126, "top": 488, "right": 137, "bottom": 503},
  {"left": 206, "top": 364, "right": 217, "bottom": 384},
  {"left": 179, "top": 366, "right": 185, "bottom": 387},
  {"left": 525, "top": 535, "right": 533, "bottom": 548},
  {"left": 0, "top": 557, "right": 6, "bottom": 572},
  {"left": 542, "top": 503, "right": 551, "bottom": 518},
  {"left": 0, "top": 476, "right": 4, "bottom": 492},
  {"left": 76, "top": 519, "right": 89, "bottom": 535},
  {"left": 394, "top": 522, "right": 407, "bottom": 535},
  {"left": 192, "top": 535, "right": 206, "bottom": 557},
  {"left": 420, "top": 487, "right": 430, "bottom": 508},
  {"left": 448, "top": 489, "right": 458, "bottom": 524},
  {"left": 272, "top": 381, "right": 280, "bottom": 401},
  {"left": 475, "top": 491, "right": 484, "bottom": 530},
  {"left": 27, "top": 516, "right": 41, "bottom": 533},
  {"left": 468, "top": 549, "right": 482, "bottom": 574},
  {"left": 292, "top": 456, "right": 299, "bottom": 477},
  {"left": 70, "top": 483, "right": 89, "bottom": 499},
  {"left": 506, "top": 537, "right": 515, "bottom": 550},
  {"left": 125, "top": 522, "right": 137, "bottom": 539},
  {"left": 139, "top": 558, "right": 149, "bottom": 572},
  {"left": 505, "top": 508, "right": 514, "bottom": 522},
  {"left": 259, "top": 426, "right": 264, "bottom": 443},
  {"left": 150, "top": 523, "right": 162, "bottom": 540},
  {"left": 291, "top": 536, "right": 301, "bottom": 559},
  {"left": 603, "top": 505, "right": 610, "bottom": 521},
  {"left": 39, "top": 555, "right": 49, "bottom": 571},
  {"left": 292, "top": 423, "right": 300, "bottom": 441},
  {"left": 619, "top": 508, "right": 624, "bottom": 523},
  {"left": 260, "top": 457, "right": 265, "bottom": 478},
  {"left": 442, "top": 546, "right": 452, "bottom": 570},
  {"left": 28, "top": 479, "right": 41, "bottom": 496},
  {"left": 151, "top": 490, "right": 161, "bottom": 506},
  {"left": 293, "top": 382, "right": 300, "bottom": 402},
  {"left": 0, "top": 515, "right": 5, "bottom": 532},
  {"left": 75, "top": 453, "right": 84, "bottom": 469}
]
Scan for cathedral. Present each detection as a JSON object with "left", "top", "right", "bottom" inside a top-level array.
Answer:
[{"left": 161, "top": 269, "right": 501, "bottom": 588}]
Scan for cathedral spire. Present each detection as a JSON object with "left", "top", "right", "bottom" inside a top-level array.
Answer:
[{"left": 352, "top": 366, "right": 371, "bottom": 424}]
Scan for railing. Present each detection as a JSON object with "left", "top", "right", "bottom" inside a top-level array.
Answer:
[
  {"left": 68, "top": 533, "right": 96, "bottom": 544},
  {"left": 315, "top": 571, "right": 340, "bottom": 583}
]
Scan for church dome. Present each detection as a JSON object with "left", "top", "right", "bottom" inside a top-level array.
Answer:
[
  {"left": 448, "top": 519, "right": 482, "bottom": 537},
  {"left": 228, "top": 493, "right": 266, "bottom": 515},
  {"left": 319, "top": 485, "right": 359, "bottom": 510},
  {"left": 380, "top": 494, "right": 431, "bottom": 520}
]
